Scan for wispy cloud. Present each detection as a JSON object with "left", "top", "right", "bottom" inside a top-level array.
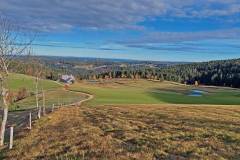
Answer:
[
  {"left": 126, "top": 43, "right": 208, "bottom": 52},
  {"left": 32, "top": 41, "right": 123, "bottom": 51},
  {"left": 117, "top": 28, "right": 240, "bottom": 53},
  {"left": 123, "top": 40, "right": 240, "bottom": 55},
  {"left": 119, "top": 28, "right": 240, "bottom": 44},
  {"left": 0, "top": 0, "right": 239, "bottom": 31}
]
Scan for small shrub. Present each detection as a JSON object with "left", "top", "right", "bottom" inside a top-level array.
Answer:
[{"left": 15, "top": 87, "right": 28, "bottom": 102}]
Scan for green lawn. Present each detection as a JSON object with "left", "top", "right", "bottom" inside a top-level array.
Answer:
[
  {"left": 7, "top": 73, "right": 87, "bottom": 111},
  {"left": 7, "top": 73, "right": 60, "bottom": 92},
  {"left": 6, "top": 74, "right": 240, "bottom": 109},
  {"left": 13, "top": 89, "right": 87, "bottom": 110},
  {"left": 150, "top": 90, "right": 240, "bottom": 105},
  {"left": 70, "top": 79, "right": 240, "bottom": 105},
  {"left": 70, "top": 81, "right": 161, "bottom": 105}
]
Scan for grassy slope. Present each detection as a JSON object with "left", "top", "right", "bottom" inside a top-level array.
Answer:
[
  {"left": 7, "top": 73, "right": 86, "bottom": 111},
  {"left": 5, "top": 105, "right": 240, "bottom": 159},
  {"left": 7, "top": 73, "right": 60, "bottom": 92},
  {"left": 14, "top": 89, "right": 87, "bottom": 110},
  {"left": 70, "top": 79, "right": 240, "bottom": 105}
]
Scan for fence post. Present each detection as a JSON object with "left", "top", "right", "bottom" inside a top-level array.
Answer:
[
  {"left": 38, "top": 109, "right": 41, "bottom": 119},
  {"left": 9, "top": 126, "right": 13, "bottom": 149},
  {"left": 52, "top": 104, "right": 55, "bottom": 112},
  {"left": 42, "top": 90, "right": 46, "bottom": 116},
  {"left": 29, "top": 112, "right": 32, "bottom": 130}
]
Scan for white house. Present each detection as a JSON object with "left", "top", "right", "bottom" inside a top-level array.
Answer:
[{"left": 60, "top": 74, "right": 75, "bottom": 84}]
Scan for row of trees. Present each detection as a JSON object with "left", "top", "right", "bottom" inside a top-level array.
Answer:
[
  {"left": 9, "top": 58, "right": 60, "bottom": 81},
  {"left": 158, "top": 59, "right": 240, "bottom": 88},
  {"left": 72, "top": 59, "right": 240, "bottom": 88}
]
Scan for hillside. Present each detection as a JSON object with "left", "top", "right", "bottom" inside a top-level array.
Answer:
[
  {"left": 7, "top": 73, "right": 60, "bottom": 92},
  {"left": 10, "top": 57, "right": 240, "bottom": 88},
  {"left": 2, "top": 1, "right": 240, "bottom": 159},
  {"left": 1, "top": 76, "right": 240, "bottom": 159},
  {"left": 5, "top": 104, "right": 240, "bottom": 159},
  {"left": 6, "top": 73, "right": 87, "bottom": 111},
  {"left": 159, "top": 58, "right": 240, "bottom": 88}
]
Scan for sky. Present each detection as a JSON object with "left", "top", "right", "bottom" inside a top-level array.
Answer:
[{"left": 0, "top": 0, "right": 240, "bottom": 62}]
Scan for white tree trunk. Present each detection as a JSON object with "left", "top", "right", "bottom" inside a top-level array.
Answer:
[
  {"left": 0, "top": 16, "right": 34, "bottom": 147},
  {"left": 52, "top": 104, "right": 54, "bottom": 112},
  {"left": 0, "top": 87, "right": 9, "bottom": 146},
  {"left": 0, "top": 107, "right": 8, "bottom": 146},
  {"left": 9, "top": 126, "right": 13, "bottom": 149},
  {"left": 42, "top": 89, "right": 46, "bottom": 116},
  {"left": 36, "top": 77, "right": 41, "bottom": 119}
]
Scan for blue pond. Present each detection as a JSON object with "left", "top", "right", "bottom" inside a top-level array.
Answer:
[{"left": 188, "top": 90, "right": 205, "bottom": 97}]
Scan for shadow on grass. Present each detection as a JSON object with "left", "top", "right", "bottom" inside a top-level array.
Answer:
[{"left": 147, "top": 89, "right": 240, "bottom": 105}]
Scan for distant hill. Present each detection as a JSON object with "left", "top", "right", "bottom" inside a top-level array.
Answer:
[
  {"left": 35, "top": 55, "right": 188, "bottom": 65},
  {"left": 11, "top": 56, "right": 240, "bottom": 88},
  {"left": 159, "top": 58, "right": 240, "bottom": 88},
  {"left": 11, "top": 55, "right": 188, "bottom": 80}
]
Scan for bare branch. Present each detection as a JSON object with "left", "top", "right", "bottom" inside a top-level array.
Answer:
[
  {"left": 0, "top": 15, "right": 35, "bottom": 75},
  {"left": 0, "top": 15, "right": 35, "bottom": 146}
]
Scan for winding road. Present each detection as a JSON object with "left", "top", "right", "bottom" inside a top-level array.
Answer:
[{"left": 4, "top": 86, "right": 94, "bottom": 138}]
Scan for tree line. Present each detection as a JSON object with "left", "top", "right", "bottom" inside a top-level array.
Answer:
[
  {"left": 10, "top": 56, "right": 240, "bottom": 88},
  {"left": 158, "top": 59, "right": 240, "bottom": 88},
  {"left": 74, "top": 59, "right": 240, "bottom": 88}
]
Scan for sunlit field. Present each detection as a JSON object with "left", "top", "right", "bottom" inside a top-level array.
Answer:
[
  {"left": 5, "top": 104, "right": 240, "bottom": 159},
  {"left": 70, "top": 79, "right": 240, "bottom": 105},
  {"left": 7, "top": 73, "right": 60, "bottom": 92},
  {"left": 14, "top": 89, "right": 88, "bottom": 110},
  {"left": 2, "top": 0, "right": 240, "bottom": 159},
  {"left": 2, "top": 76, "right": 240, "bottom": 159},
  {"left": 7, "top": 73, "right": 87, "bottom": 111}
]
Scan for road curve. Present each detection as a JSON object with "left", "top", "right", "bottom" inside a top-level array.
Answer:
[
  {"left": 53, "top": 80, "right": 94, "bottom": 107},
  {"left": 5, "top": 82, "right": 94, "bottom": 134}
]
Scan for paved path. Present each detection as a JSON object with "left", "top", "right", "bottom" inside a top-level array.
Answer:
[
  {"left": 2, "top": 87, "right": 94, "bottom": 140},
  {"left": 62, "top": 90, "right": 94, "bottom": 107}
]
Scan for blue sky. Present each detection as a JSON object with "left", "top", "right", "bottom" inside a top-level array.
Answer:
[{"left": 1, "top": 0, "right": 240, "bottom": 62}]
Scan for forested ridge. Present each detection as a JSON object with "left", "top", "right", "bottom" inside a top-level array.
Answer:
[
  {"left": 159, "top": 58, "right": 240, "bottom": 88},
  {"left": 10, "top": 57, "right": 240, "bottom": 88},
  {"left": 87, "top": 58, "right": 240, "bottom": 88},
  {"left": 9, "top": 59, "right": 61, "bottom": 81}
]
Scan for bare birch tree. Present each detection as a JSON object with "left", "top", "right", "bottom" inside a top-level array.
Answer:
[
  {"left": 42, "top": 88, "right": 46, "bottom": 116},
  {"left": 26, "top": 53, "right": 43, "bottom": 119},
  {"left": 36, "top": 61, "right": 43, "bottom": 119},
  {"left": 36, "top": 76, "right": 41, "bottom": 119},
  {"left": 0, "top": 16, "right": 33, "bottom": 146}
]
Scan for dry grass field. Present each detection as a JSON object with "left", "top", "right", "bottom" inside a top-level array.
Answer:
[{"left": 4, "top": 104, "right": 240, "bottom": 160}]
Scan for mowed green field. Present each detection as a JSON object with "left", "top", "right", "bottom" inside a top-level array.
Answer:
[
  {"left": 7, "top": 73, "right": 60, "bottom": 92},
  {"left": 6, "top": 74, "right": 240, "bottom": 110},
  {"left": 70, "top": 79, "right": 240, "bottom": 105},
  {"left": 7, "top": 73, "right": 86, "bottom": 111},
  {"left": 14, "top": 89, "right": 87, "bottom": 110}
]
